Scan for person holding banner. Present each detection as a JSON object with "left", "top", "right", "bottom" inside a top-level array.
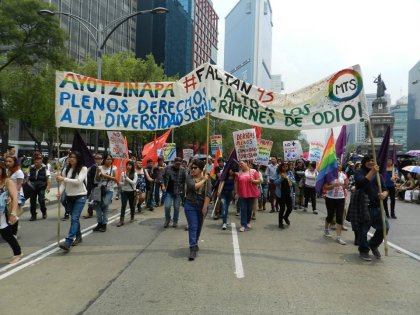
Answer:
[
  {"left": 56, "top": 151, "right": 88, "bottom": 251},
  {"left": 274, "top": 162, "right": 295, "bottom": 229},
  {"left": 94, "top": 154, "right": 117, "bottom": 232},
  {"left": 184, "top": 159, "right": 211, "bottom": 261},
  {"left": 235, "top": 160, "right": 261, "bottom": 232},
  {"left": 117, "top": 160, "right": 138, "bottom": 227},
  {"left": 303, "top": 162, "right": 318, "bottom": 215}
]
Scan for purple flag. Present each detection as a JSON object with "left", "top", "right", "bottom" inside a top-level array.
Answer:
[
  {"left": 377, "top": 126, "right": 391, "bottom": 177},
  {"left": 335, "top": 125, "right": 347, "bottom": 163},
  {"left": 71, "top": 130, "right": 95, "bottom": 168}
]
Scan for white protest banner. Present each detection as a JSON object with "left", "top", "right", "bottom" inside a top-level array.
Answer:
[
  {"left": 55, "top": 64, "right": 369, "bottom": 131},
  {"left": 162, "top": 143, "right": 176, "bottom": 161},
  {"left": 107, "top": 131, "right": 128, "bottom": 159},
  {"left": 254, "top": 139, "right": 273, "bottom": 166},
  {"left": 210, "top": 135, "right": 223, "bottom": 156},
  {"left": 308, "top": 141, "right": 325, "bottom": 162},
  {"left": 283, "top": 140, "right": 303, "bottom": 161},
  {"left": 233, "top": 129, "right": 258, "bottom": 161},
  {"left": 183, "top": 149, "right": 194, "bottom": 162}
]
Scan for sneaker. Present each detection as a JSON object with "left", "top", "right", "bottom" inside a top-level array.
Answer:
[
  {"left": 336, "top": 237, "right": 346, "bottom": 245},
  {"left": 164, "top": 221, "right": 170, "bottom": 228},
  {"left": 313, "top": 210, "right": 318, "bottom": 215},
  {"left": 93, "top": 224, "right": 101, "bottom": 232},
  {"left": 391, "top": 215, "right": 397, "bottom": 219},
  {"left": 42, "top": 213, "right": 48, "bottom": 219},
  {"left": 235, "top": 212, "right": 240, "bottom": 216},
  {"left": 359, "top": 252, "right": 372, "bottom": 261},
  {"left": 269, "top": 209, "right": 275, "bottom": 213},
  {"left": 72, "top": 235, "right": 83, "bottom": 246},
  {"left": 172, "top": 222, "right": 178, "bottom": 228},
  {"left": 246, "top": 224, "right": 252, "bottom": 230},
  {"left": 239, "top": 226, "right": 245, "bottom": 232},
  {"left": 222, "top": 223, "right": 227, "bottom": 230},
  {"left": 342, "top": 225, "right": 348, "bottom": 231},
  {"left": 29, "top": 216, "right": 37, "bottom": 221},
  {"left": 9, "top": 254, "right": 23, "bottom": 265},
  {"left": 251, "top": 215, "right": 256, "bottom": 220},
  {"left": 324, "top": 229, "right": 332, "bottom": 237},
  {"left": 59, "top": 242, "right": 71, "bottom": 252},
  {"left": 369, "top": 246, "right": 381, "bottom": 259}
]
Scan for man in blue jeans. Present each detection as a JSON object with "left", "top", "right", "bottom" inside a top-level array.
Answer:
[
  {"left": 162, "top": 157, "right": 186, "bottom": 228},
  {"left": 354, "top": 155, "right": 389, "bottom": 261}
]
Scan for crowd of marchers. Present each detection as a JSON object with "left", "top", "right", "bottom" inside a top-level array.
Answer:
[{"left": 1, "top": 145, "right": 418, "bottom": 263}]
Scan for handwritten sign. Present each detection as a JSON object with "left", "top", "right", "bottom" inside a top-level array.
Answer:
[
  {"left": 255, "top": 139, "right": 273, "bottom": 166},
  {"left": 283, "top": 140, "right": 303, "bottom": 161},
  {"left": 55, "top": 64, "right": 369, "bottom": 131},
  {"left": 233, "top": 129, "right": 258, "bottom": 161},
  {"left": 183, "top": 149, "right": 194, "bottom": 162},
  {"left": 210, "top": 135, "right": 223, "bottom": 156},
  {"left": 308, "top": 141, "right": 325, "bottom": 162},
  {"left": 107, "top": 131, "right": 127, "bottom": 159},
  {"left": 162, "top": 143, "right": 176, "bottom": 161}
]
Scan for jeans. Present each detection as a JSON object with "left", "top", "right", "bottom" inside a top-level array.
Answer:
[
  {"left": 239, "top": 197, "right": 255, "bottom": 227},
  {"left": 184, "top": 201, "right": 203, "bottom": 248},
  {"left": 65, "top": 195, "right": 87, "bottom": 245},
  {"left": 358, "top": 207, "right": 390, "bottom": 253},
  {"left": 383, "top": 186, "right": 396, "bottom": 217},
  {"left": 30, "top": 187, "right": 47, "bottom": 216},
  {"left": 96, "top": 190, "right": 113, "bottom": 225},
  {"left": 120, "top": 190, "right": 135, "bottom": 218},
  {"left": 220, "top": 190, "right": 233, "bottom": 224},
  {"left": 0, "top": 224, "right": 21, "bottom": 255},
  {"left": 164, "top": 193, "right": 182, "bottom": 223}
]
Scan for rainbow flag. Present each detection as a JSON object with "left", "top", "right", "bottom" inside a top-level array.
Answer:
[
  {"left": 315, "top": 130, "right": 338, "bottom": 194},
  {"left": 210, "top": 147, "right": 222, "bottom": 180}
]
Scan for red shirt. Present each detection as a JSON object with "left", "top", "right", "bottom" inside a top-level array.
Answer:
[{"left": 236, "top": 169, "right": 260, "bottom": 198}]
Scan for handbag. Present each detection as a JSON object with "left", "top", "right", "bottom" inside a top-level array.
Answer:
[
  {"left": 90, "top": 186, "right": 102, "bottom": 202},
  {"left": 22, "top": 182, "right": 33, "bottom": 200}
]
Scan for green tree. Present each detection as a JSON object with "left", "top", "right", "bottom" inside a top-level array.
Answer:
[{"left": 0, "top": 0, "right": 66, "bottom": 152}]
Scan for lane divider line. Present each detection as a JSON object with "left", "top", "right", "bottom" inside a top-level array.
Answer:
[
  {"left": 231, "top": 223, "right": 244, "bottom": 279},
  {"left": 0, "top": 213, "right": 121, "bottom": 279}
]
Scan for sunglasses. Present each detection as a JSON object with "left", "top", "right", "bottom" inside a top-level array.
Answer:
[{"left": 191, "top": 166, "right": 199, "bottom": 170}]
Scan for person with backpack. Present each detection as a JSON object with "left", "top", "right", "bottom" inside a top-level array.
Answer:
[
  {"left": 0, "top": 161, "right": 22, "bottom": 264},
  {"left": 56, "top": 151, "right": 88, "bottom": 251},
  {"left": 27, "top": 154, "right": 51, "bottom": 221},
  {"left": 83, "top": 154, "right": 102, "bottom": 219}
]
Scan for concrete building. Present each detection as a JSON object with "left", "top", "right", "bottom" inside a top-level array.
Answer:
[
  {"left": 271, "top": 74, "right": 284, "bottom": 93},
  {"left": 408, "top": 60, "right": 420, "bottom": 150},
  {"left": 390, "top": 96, "right": 408, "bottom": 153},
  {"left": 136, "top": 0, "right": 218, "bottom": 76},
  {"left": 224, "top": 0, "right": 273, "bottom": 89}
]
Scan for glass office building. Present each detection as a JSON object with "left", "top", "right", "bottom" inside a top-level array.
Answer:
[
  {"left": 408, "top": 60, "right": 420, "bottom": 150},
  {"left": 48, "top": 0, "right": 137, "bottom": 62}
]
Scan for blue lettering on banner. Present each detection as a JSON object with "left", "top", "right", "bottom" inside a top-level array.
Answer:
[{"left": 60, "top": 108, "right": 72, "bottom": 123}]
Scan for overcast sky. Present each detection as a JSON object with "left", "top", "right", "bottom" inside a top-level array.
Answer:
[{"left": 212, "top": 0, "right": 420, "bottom": 142}]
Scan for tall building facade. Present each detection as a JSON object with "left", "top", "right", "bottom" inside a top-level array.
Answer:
[
  {"left": 48, "top": 0, "right": 137, "bottom": 62},
  {"left": 390, "top": 96, "right": 408, "bottom": 152},
  {"left": 136, "top": 0, "right": 218, "bottom": 77},
  {"left": 224, "top": 0, "right": 273, "bottom": 89},
  {"left": 136, "top": 0, "right": 193, "bottom": 77},
  {"left": 271, "top": 74, "right": 284, "bottom": 93},
  {"left": 408, "top": 60, "right": 420, "bottom": 150}
]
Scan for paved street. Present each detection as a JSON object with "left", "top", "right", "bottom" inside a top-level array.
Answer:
[{"left": 1, "top": 191, "right": 420, "bottom": 314}]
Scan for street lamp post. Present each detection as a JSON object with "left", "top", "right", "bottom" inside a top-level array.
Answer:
[{"left": 38, "top": 7, "right": 169, "bottom": 152}]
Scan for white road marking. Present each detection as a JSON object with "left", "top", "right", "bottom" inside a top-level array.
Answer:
[
  {"left": 367, "top": 231, "right": 420, "bottom": 261},
  {"left": 0, "top": 213, "right": 121, "bottom": 280},
  {"left": 231, "top": 223, "right": 244, "bottom": 279}
]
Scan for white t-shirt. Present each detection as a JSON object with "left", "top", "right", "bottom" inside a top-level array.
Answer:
[
  {"left": 98, "top": 165, "right": 117, "bottom": 191},
  {"left": 59, "top": 167, "right": 88, "bottom": 196},
  {"left": 8, "top": 169, "right": 25, "bottom": 195},
  {"left": 304, "top": 169, "right": 318, "bottom": 187}
]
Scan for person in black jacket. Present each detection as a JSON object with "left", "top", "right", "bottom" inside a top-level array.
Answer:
[
  {"left": 28, "top": 154, "right": 51, "bottom": 221},
  {"left": 354, "top": 155, "right": 389, "bottom": 261}
]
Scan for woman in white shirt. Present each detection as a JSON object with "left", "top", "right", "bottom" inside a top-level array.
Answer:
[
  {"left": 56, "top": 151, "right": 88, "bottom": 252},
  {"left": 5, "top": 156, "right": 25, "bottom": 236},
  {"left": 303, "top": 161, "right": 318, "bottom": 214},
  {"left": 94, "top": 154, "right": 117, "bottom": 232},
  {"left": 117, "top": 160, "right": 138, "bottom": 226},
  {"left": 323, "top": 164, "right": 349, "bottom": 245}
]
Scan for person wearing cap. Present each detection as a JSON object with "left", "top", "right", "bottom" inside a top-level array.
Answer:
[
  {"left": 162, "top": 157, "right": 186, "bottom": 228},
  {"left": 354, "top": 155, "right": 389, "bottom": 261}
]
